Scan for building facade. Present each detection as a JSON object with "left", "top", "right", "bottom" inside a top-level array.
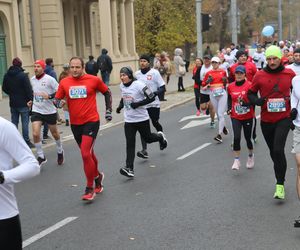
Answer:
[{"left": 0, "top": 0, "right": 138, "bottom": 97}]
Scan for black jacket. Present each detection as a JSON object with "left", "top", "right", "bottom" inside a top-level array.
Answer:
[
  {"left": 97, "top": 49, "right": 113, "bottom": 73},
  {"left": 2, "top": 66, "right": 33, "bottom": 108}
]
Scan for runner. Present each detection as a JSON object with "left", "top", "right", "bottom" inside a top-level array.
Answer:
[
  {"left": 116, "top": 67, "right": 167, "bottom": 178},
  {"left": 200, "top": 54, "right": 216, "bottom": 127},
  {"left": 135, "top": 54, "right": 166, "bottom": 159},
  {"left": 202, "top": 56, "right": 229, "bottom": 143},
  {"left": 54, "top": 57, "right": 112, "bottom": 201},
  {"left": 30, "top": 60, "right": 64, "bottom": 166},
  {"left": 248, "top": 45, "right": 295, "bottom": 200},
  {"left": 0, "top": 116, "right": 40, "bottom": 250},
  {"left": 192, "top": 58, "right": 203, "bottom": 116},
  {"left": 227, "top": 65, "right": 255, "bottom": 170}
]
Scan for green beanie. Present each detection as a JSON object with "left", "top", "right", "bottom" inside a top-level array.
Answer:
[{"left": 265, "top": 45, "right": 282, "bottom": 59}]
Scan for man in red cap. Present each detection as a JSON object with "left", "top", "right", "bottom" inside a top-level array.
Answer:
[
  {"left": 2, "top": 57, "right": 34, "bottom": 148},
  {"left": 30, "top": 59, "right": 64, "bottom": 166}
]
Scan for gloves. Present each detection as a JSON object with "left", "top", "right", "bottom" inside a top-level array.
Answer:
[
  {"left": 130, "top": 102, "right": 140, "bottom": 109},
  {"left": 291, "top": 108, "right": 298, "bottom": 120},
  {"left": 255, "top": 97, "right": 265, "bottom": 106},
  {"left": 116, "top": 107, "right": 122, "bottom": 114},
  {"left": 222, "top": 77, "right": 227, "bottom": 84},
  {"left": 105, "top": 110, "right": 112, "bottom": 121},
  {"left": 206, "top": 75, "right": 213, "bottom": 84}
]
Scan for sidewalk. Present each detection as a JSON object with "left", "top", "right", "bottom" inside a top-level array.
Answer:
[{"left": 0, "top": 72, "right": 195, "bottom": 146}]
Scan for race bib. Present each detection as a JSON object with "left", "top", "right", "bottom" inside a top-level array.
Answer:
[
  {"left": 212, "top": 87, "right": 224, "bottom": 97},
  {"left": 123, "top": 95, "right": 133, "bottom": 110},
  {"left": 267, "top": 98, "right": 286, "bottom": 112},
  {"left": 69, "top": 86, "right": 87, "bottom": 99},
  {"left": 34, "top": 95, "right": 44, "bottom": 102},
  {"left": 234, "top": 104, "right": 250, "bottom": 115}
]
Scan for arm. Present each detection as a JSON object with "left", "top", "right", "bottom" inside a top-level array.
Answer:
[
  {"left": 227, "top": 92, "right": 232, "bottom": 113},
  {"left": 130, "top": 86, "right": 155, "bottom": 109},
  {"left": 116, "top": 98, "right": 124, "bottom": 113},
  {"left": 103, "top": 88, "right": 112, "bottom": 121}
]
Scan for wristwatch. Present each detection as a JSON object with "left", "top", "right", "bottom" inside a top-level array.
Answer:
[{"left": 0, "top": 171, "right": 4, "bottom": 184}]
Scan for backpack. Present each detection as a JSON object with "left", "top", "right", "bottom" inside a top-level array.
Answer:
[
  {"left": 86, "top": 61, "right": 97, "bottom": 75},
  {"left": 98, "top": 56, "right": 108, "bottom": 72}
]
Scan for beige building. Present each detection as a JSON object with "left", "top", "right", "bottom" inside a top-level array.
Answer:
[{"left": 0, "top": 0, "right": 138, "bottom": 95}]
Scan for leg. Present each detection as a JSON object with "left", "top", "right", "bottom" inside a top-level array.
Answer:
[
  {"left": 194, "top": 88, "right": 200, "bottom": 111},
  {"left": 293, "top": 127, "right": 300, "bottom": 199},
  {"left": 19, "top": 107, "right": 30, "bottom": 143},
  {"left": 217, "top": 92, "right": 228, "bottom": 135},
  {"left": 10, "top": 107, "right": 20, "bottom": 128},
  {"left": 125, "top": 122, "right": 137, "bottom": 169},
  {"left": 0, "top": 215, "right": 22, "bottom": 250},
  {"left": 231, "top": 118, "right": 242, "bottom": 170},
  {"left": 242, "top": 119, "right": 255, "bottom": 169}
]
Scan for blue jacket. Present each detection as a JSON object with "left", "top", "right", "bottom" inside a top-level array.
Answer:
[{"left": 44, "top": 65, "right": 57, "bottom": 80}]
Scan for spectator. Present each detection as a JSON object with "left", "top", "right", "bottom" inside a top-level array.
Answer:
[
  {"left": 97, "top": 48, "right": 113, "bottom": 85},
  {"left": 174, "top": 48, "right": 186, "bottom": 92},
  {"left": 85, "top": 55, "right": 98, "bottom": 76}
]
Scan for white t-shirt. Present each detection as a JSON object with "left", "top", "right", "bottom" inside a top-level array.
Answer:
[
  {"left": 31, "top": 74, "right": 59, "bottom": 114},
  {"left": 135, "top": 68, "right": 165, "bottom": 108},
  {"left": 224, "top": 54, "right": 236, "bottom": 66},
  {"left": 252, "top": 52, "right": 266, "bottom": 69},
  {"left": 286, "top": 63, "right": 300, "bottom": 76},
  {"left": 120, "top": 80, "right": 150, "bottom": 123},
  {"left": 0, "top": 117, "right": 40, "bottom": 220},
  {"left": 200, "top": 65, "right": 213, "bottom": 95}
]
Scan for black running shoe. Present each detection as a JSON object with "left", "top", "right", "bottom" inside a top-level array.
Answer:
[
  {"left": 294, "top": 217, "right": 300, "bottom": 228},
  {"left": 57, "top": 151, "right": 64, "bottom": 165},
  {"left": 137, "top": 150, "right": 149, "bottom": 159},
  {"left": 223, "top": 126, "right": 229, "bottom": 135},
  {"left": 120, "top": 167, "right": 134, "bottom": 178},
  {"left": 37, "top": 156, "right": 47, "bottom": 166},
  {"left": 214, "top": 134, "right": 223, "bottom": 143},
  {"left": 158, "top": 131, "right": 168, "bottom": 150}
]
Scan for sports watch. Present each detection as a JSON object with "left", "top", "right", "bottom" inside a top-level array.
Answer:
[{"left": 0, "top": 171, "right": 4, "bottom": 184}]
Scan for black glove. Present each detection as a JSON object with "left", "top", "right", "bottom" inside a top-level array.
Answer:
[
  {"left": 206, "top": 75, "right": 213, "bottom": 84},
  {"left": 255, "top": 97, "right": 265, "bottom": 106},
  {"left": 130, "top": 102, "right": 140, "bottom": 109},
  {"left": 116, "top": 107, "right": 122, "bottom": 114},
  {"left": 222, "top": 77, "right": 227, "bottom": 84},
  {"left": 105, "top": 110, "right": 112, "bottom": 121},
  {"left": 291, "top": 108, "right": 298, "bottom": 120}
]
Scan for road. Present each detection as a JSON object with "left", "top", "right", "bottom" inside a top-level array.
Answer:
[{"left": 17, "top": 101, "right": 300, "bottom": 250}]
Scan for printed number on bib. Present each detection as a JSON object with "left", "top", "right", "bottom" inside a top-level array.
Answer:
[
  {"left": 234, "top": 104, "right": 250, "bottom": 115},
  {"left": 123, "top": 95, "right": 133, "bottom": 110},
  {"left": 267, "top": 98, "right": 286, "bottom": 112},
  {"left": 69, "top": 86, "right": 87, "bottom": 99},
  {"left": 34, "top": 95, "right": 44, "bottom": 102},
  {"left": 212, "top": 88, "right": 224, "bottom": 97}
]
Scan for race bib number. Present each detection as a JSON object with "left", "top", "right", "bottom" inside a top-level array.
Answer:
[
  {"left": 212, "top": 88, "right": 224, "bottom": 97},
  {"left": 234, "top": 104, "right": 250, "bottom": 115},
  {"left": 123, "top": 95, "right": 133, "bottom": 110},
  {"left": 34, "top": 95, "right": 44, "bottom": 102},
  {"left": 69, "top": 86, "right": 87, "bottom": 99},
  {"left": 267, "top": 98, "right": 286, "bottom": 112}
]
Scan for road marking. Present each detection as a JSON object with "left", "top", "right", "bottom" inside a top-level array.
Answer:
[
  {"left": 177, "top": 143, "right": 212, "bottom": 160},
  {"left": 179, "top": 114, "right": 208, "bottom": 122},
  {"left": 22, "top": 216, "right": 78, "bottom": 248},
  {"left": 181, "top": 118, "right": 211, "bottom": 130}
]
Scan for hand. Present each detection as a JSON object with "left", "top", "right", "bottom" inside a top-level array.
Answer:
[
  {"left": 206, "top": 76, "right": 213, "bottom": 84},
  {"left": 227, "top": 110, "right": 232, "bottom": 115},
  {"left": 116, "top": 107, "right": 122, "bottom": 114},
  {"left": 255, "top": 97, "right": 265, "bottom": 106},
  {"left": 105, "top": 110, "right": 112, "bottom": 121},
  {"left": 130, "top": 102, "right": 139, "bottom": 109},
  {"left": 27, "top": 100, "right": 33, "bottom": 107},
  {"left": 290, "top": 108, "right": 298, "bottom": 120},
  {"left": 222, "top": 77, "right": 227, "bottom": 84}
]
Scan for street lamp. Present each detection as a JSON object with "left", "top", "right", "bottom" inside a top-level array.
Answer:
[{"left": 195, "top": 0, "right": 202, "bottom": 58}]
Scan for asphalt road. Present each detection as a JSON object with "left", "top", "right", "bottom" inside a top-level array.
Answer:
[{"left": 17, "top": 101, "right": 300, "bottom": 250}]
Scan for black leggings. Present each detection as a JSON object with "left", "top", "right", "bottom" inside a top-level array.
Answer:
[
  {"left": 231, "top": 118, "right": 253, "bottom": 151},
  {"left": 125, "top": 120, "right": 162, "bottom": 169},
  {"left": 141, "top": 108, "right": 163, "bottom": 151},
  {"left": 261, "top": 118, "right": 291, "bottom": 185},
  {"left": 194, "top": 88, "right": 200, "bottom": 110},
  {"left": 0, "top": 215, "right": 22, "bottom": 250},
  {"left": 178, "top": 76, "right": 184, "bottom": 91}
]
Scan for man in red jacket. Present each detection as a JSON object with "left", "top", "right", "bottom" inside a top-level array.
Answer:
[{"left": 248, "top": 45, "right": 295, "bottom": 200}]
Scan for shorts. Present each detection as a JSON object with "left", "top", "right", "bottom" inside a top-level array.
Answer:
[
  {"left": 200, "top": 93, "right": 210, "bottom": 104},
  {"left": 31, "top": 112, "right": 57, "bottom": 125},
  {"left": 293, "top": 126, "right": 300, "bottom": 154},
  {"left": 71, "top": 121, "right": 100, "bottom": 145}
]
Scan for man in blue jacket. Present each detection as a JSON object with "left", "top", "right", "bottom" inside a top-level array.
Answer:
[{"left": 2, "top": 57, "right": 34, "bottom": 148}]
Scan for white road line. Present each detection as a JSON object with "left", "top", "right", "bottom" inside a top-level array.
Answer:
[
  {"left": 177, "top": 143, "right": 212, "bottom": 160},
  {"left": 22, "top": 216, "right": 78, "bottom": 248}
]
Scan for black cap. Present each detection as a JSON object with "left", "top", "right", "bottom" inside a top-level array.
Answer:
[
  {"left": 235, "top": 50, "right": 248, "bottom": 59},
  {"left": 120, "top": 67, "right": 133, "bottom": 79},
  {"left": 139, "top": 54, "right": 151, "bottom": 63},
  {"left": 294, "top": 48, "right": 300, "bottom": 54}
]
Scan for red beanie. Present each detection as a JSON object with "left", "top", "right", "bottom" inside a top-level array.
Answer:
[
  {"left": 12, "top": 57, "right": 22, "bottom": 67},
  {"left": 34, "top": 60, "right": 46, "bottom": 69}
]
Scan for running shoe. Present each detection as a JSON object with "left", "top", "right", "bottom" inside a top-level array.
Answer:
[
  {"left": 37, "top": 156, "right": 47, "bottom": 166},
  {"left": 137, "top": 150, "right": 149, "bottom": 159},
  {"left": 246, "top": 155, "right": 254, "bottom": 169},
  {"left": 223, "top": 126, "right": 229, "bottom": 135},
  {"left": 253, "top": 136, "right": 258, "bottom": 143},
  {"left": 158, "top": 131, "right": 168, "bottom": 150},
  {"left": 210, "top": 121, "right": 215, "bottom": 128},
  {"left": 294, "top": 217, "right": 300, "bottom": 228},
  {"left": 214, "top": 134, "right": 222, "bottom": 143},
  {"left": 231, "top": 159, "right": 240, "bottom": 170},
  {"left": 273, "top": 184, "right": 285, "bottom": 199},
  {"left": 57, "top": 150, "right": 64, "bottom": 165},
  {"left": 94, "top": 172, "right": 104, "bottom": 193},
  {"left": 81, "top": 187, "right": 96, "bottom": 201},
  {"left": 120, "top": 167, "right": 134, "bottom": 178},
  {"left": 196, "top": 110, "right": 201, "bottom": 116}
]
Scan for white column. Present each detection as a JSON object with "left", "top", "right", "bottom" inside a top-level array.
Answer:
[
  {"left": 119, "top": 0, "right": 128, "bottom": 56},
  {"left": 111, "top": 0, "right": 120, "bottom": 57},
  {"left": 125, "top": 0, "right": 137, "bottom": 57},
  {"left": 98, "top": 0, "right": 114, "bottom": 55}
]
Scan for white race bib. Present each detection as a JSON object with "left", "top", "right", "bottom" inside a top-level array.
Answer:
[
  {"left": 234, "top": 104, "right": 250, "bottom": 115},
  {"left": 69, "top": 86, "right": 87, "bottom": 99},
  {"left": 212, "top": 87, "right": 224, "bottom": 97},
  {"left": 267, "top": 98, "right": 286, "bottom": 112}
]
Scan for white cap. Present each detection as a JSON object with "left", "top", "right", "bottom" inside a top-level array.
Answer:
[{"left": 211, "top": 56, "right": 221, "bottom": 63}]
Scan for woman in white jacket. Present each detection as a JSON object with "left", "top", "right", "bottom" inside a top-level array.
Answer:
[
  {"left": 174, "top": 48, "right": 186, "bottom": 91},
  {"left": 0, "top": 117, "right": 40, "bottom": 249}
]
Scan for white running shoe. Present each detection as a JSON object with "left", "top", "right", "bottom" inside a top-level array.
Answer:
[
  {"left": 231, "top": 159, "right": 240, "bottom": 170},
  {"left": 246, "top": 155, "right": 254, "bottom": 169}
]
